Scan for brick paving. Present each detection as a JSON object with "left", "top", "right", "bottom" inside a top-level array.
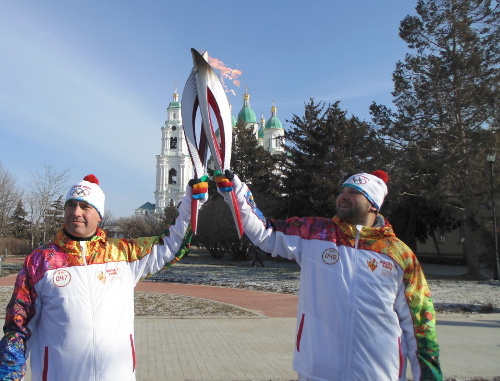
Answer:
[{"left": 1, "top": 269, "right": 499, "bottom": 380}]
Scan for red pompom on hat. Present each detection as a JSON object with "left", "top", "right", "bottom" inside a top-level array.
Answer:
[
  {"left": 83, "top": 174, "right": 100, "bottom": 185},
  {"left": 371, "top": 170, "right": 389, "bottom": 184},
  {"left": 342, "top": 170, "right": 389, "bottom": 210},
  {"left": 65, "top": 174, "right": 105, "bottom": 217}
]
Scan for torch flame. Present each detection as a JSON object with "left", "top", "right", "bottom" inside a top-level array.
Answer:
[{"left": 207, "top": 55, "right": 242, "bottom": 96}]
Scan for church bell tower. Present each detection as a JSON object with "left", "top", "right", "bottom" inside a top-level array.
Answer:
[{"left": 154, "top": 89, "right": 193, "bottom": 213}]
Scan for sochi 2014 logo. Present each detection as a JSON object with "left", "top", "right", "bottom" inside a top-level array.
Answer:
[
  {"left": 367, "top": 258, "right": 378, "bottom": 272},
  {"left": 70, "top": 185, "right": 91, "bottom": 197},
  {"left": 351, "top": 175, "right": 369, "bottom": 185}
]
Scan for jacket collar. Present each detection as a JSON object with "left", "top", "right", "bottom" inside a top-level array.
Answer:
[
  {"left": 332, "top": 215, "right": 395, "bottom": 239},
  {"left": 54, "top": 227, "right": 107, "bottom": 255}
]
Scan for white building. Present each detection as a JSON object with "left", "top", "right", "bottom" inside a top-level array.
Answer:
[
  {"left": 136, "top": 88, "right": 285, "bottom": 216},
  {"left": 261, "top": 102, "right": 285, "bottom": 155}
]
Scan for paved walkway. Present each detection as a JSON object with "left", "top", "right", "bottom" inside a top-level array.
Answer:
[
  {"left": 136, "top": 280, "right": 298, "bottom": 318},
  {"left": 1, "top": 274, "right": 499, "bottom": 380}
]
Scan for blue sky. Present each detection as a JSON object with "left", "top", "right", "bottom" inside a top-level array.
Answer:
[{"left": 0, "top": 1, "right": 417, "bottom": 218}]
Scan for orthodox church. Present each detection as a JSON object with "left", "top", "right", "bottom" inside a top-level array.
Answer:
[{"left": 135, "top": 89, "right": 285, "bottom": 216}]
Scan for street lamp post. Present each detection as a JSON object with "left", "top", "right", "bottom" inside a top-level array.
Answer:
[{"left": 486, "top": 153, "right": 500, "bottom": 281}]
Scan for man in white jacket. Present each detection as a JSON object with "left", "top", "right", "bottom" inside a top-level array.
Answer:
[
  {"left": 0, "top": 174, "right": 208, "bottom": 381},
  {"left": 216, "top": 170, "right": 442, "bottom": 381}
]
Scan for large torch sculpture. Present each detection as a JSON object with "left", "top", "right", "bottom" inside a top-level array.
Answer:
[{"left": 181, "top": 48, "right": 244, "bottom": 237}]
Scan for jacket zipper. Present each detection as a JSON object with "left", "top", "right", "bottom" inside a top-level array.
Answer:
[
  {"left": 343, "top": 227, "right": 362, "bottom": 379},
  {"left": 81, "top": 243, "right": 98, "bottom": 381}
]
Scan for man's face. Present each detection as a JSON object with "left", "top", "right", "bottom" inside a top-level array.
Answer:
[
  {"left": 64, "top": 200, "right": 101, "bottom": 238},
  {"left": 336, "top": 186, "right": 376, "bottom": 226}
]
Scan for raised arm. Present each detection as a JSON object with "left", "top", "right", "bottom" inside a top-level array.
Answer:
[
  {"left": 126, "top": 177, "right": 209, "bottom": 282},
  {"left": 216, "top": 171, "right": 305, "bottom": 263}
]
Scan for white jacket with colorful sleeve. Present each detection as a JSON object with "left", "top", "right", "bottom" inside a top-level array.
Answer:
[
  {"left": 0, "top": 192, "right": 194, "bottom": 381},
  {"left": 229, "top": 175, "right": 442, "bottom": 381}
]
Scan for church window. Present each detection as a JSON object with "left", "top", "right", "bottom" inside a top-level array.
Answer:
[
  {"left": 170, "top": 137, "right": 177, "bottom": 149},
  {"left": 272, "top": 135, "right": 284, "bottom": 149},
  {"left": 168, "top": 168, "right": 177, "bottom": 184}
]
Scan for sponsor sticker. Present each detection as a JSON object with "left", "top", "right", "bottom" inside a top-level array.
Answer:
[
  {"left": 380, "top": 259, "right": 397, "bottom": 278},
  {"left": 97, "top": 267, "right": 122, "bottom": 284},
  {"left": 366, "top": 258, "right": 398, "bottom": 278}
]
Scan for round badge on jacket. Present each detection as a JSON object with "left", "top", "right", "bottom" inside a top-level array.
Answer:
[
  {"left": 53, "top": 269, "right": 72, "bottom": 287},
  {"left": 322, "top": 248, "right": 340, "bottom": 265}
]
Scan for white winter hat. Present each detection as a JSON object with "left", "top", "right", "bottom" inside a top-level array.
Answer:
[
  {"left": 65, "top": 174, "right": 105, "bottom": 218},
  {"left": 342, "top": 170, "right": 389, "bottom": 210}
]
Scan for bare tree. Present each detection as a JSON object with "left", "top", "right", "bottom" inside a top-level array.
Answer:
[
  {"left": 99, "top": 210, "right": 115, "bottom": 230},
  {"left": 27, "top": 162, "right": 69, "bottom": 246},
  {"left": 0, "top": 163, "right": 23, "bottom": 238},
  {"left": 116, "top": 214, "right": 166, "bottom": 238}
]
